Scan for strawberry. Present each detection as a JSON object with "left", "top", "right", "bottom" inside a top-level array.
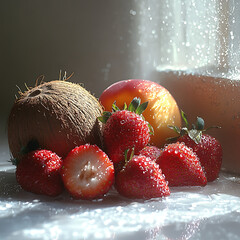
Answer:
[
  {"left": 156, "top": 142, "right": 207, "bottom": 187},
  {"left": 16, "top": 149, "right": 63, "bottom": 197},
  {"left": 168, "top": 110, "right": 222, "bottom": 182},
  {"left": 114, "top": 142, "right": 162, "bottom": 176},
  {"left": 138, "top": 145, "right": 163, "bottom": 162},
  {"left": 61, "top": 144, "right": 114, "bottom": 200},
  {"left": 179, "top": 134, "right": 222, "bottom": 182},
  {"left": 115, "top": 154, "right": 170, "bottom": 199},
  {"left": 99, "top": 97, "right": 153, "bottom": 165}
]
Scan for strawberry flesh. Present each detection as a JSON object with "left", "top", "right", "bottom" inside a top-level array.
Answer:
[{"left": 61, "top": 144, "right": 114, "bottom": 200}]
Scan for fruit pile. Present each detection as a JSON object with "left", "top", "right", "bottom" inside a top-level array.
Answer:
[{"left": 9, "top": 79, "right": 222, "bottom": 200}]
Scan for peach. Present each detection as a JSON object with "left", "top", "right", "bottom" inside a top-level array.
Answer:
[{"left": 99, "top": 79, "right": 181, "bottom": 148}]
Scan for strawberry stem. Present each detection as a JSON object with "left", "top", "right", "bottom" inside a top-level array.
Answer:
[
  {"left": 98, "top": 111, "right": 112, "bottom": 123},
  {"left": 112, "top": 101, "right": 120, "bottom": 112},
  {"left": 128, "top": 97, "right": 148, "bottom": 116},
  {"left": 10, "top": 139, "right": 40, "bottom": 166},
  {"left": 193, "top": 117, "right": 205, "bottom": 130},
  {"left": 148, "top": 123, "right": 154, "bottom": 135},
  {"left": 181, "top": 110, "right": 189, "bottom": 129},
  {"left": 128, "top": 97, "right": 141, "bottom": 112},
  {"left": 98, "top": 97, "right": 149, "bottom": 123},
  {"left": 167, "top": 110, "right": 221, "bottom": 144},
  {"left": 124, "top": 147, "right": 135, "bottom": 165},
  {"left": 20, "top": 139, "right": 40, "bottom": 155}
]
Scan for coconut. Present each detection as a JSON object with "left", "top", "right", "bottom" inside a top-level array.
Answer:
[{"left": 8, "top": 80, "right": 103, "bottom": 159}]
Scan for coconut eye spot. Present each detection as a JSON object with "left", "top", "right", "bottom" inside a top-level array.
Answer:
[{"left": 28, "top": 89, "right": 42, "bottom": 98}]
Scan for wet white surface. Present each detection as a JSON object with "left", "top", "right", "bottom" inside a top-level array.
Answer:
[{"left": 1, "top": 142, "right": 240, "bottom": 240}]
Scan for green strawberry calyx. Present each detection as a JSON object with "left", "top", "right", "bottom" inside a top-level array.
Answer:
[
  {"left": 10, "top": 139, "right": 40, "bottom": 166},
  {"left": 124, "top": 148, "right": 135, "bottom": 164},
  {"left": 98, "top": 97, "right": 154, "bottom": 135},
  {"left": 168, "top": 110, "right": 220, "bottom": 144}
]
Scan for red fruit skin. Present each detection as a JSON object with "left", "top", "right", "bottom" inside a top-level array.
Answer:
[
  {"left": 179, "top": 134, "right": 222, "bottom": 182},
  {"left": 138, "top": 146, "right": 163, "bottom": 162},
  {"left": 103, "top": 110, "right": 150, "bottom": 164},
  {"left": 16, "top": 150, "right": 63, "bottom": 197},
  {"left": 115, "top": 155, "right": 170, "bottom": 199},
  {"left": 61, "top": 144, "right": 115, "bottom": 200},
  {"left": 157, "top": 142, "right": 207, "bottom": 187}
]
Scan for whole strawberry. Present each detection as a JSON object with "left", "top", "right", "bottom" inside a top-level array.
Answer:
[
  {"left": 99, "top": 98, "right": 153, "bottom": 165},
  {"left": 138, "top": 145, "right": 163, "bottom": 162},
  {"left": 156, "top": 142, "right": 207, "bottom": 187},
  {"left": 115, "top": 154, "right": 170, "bottom": 199},
  {"left": 179, "top": 134, "right": 222, "bottom": 182},
  {"left": 169, "top": 111, "right": 222, "bottom": 182},
  {"left": 16, "top": 149, "right": 63, "bottom": 197}
]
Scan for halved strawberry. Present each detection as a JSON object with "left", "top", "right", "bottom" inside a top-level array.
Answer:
[{"left": 61, "top": 144, "right": 114, "bottom": 200}]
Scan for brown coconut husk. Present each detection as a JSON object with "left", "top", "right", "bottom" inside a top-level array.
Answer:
[{"left": 8, "top": 80, "right": 103, "bottom": 159}]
